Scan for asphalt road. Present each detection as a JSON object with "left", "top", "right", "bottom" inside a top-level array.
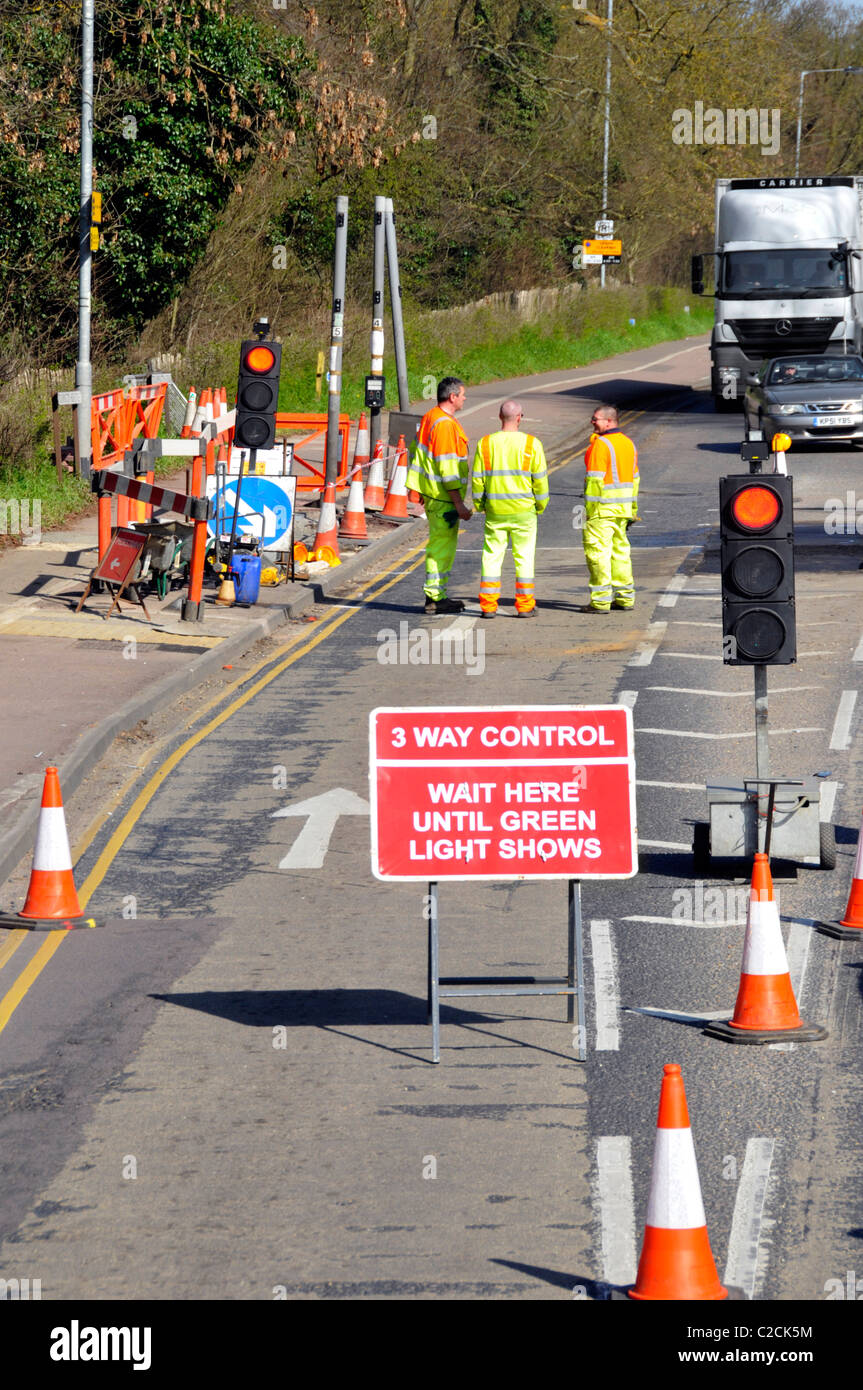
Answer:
[{"left": 1, "top": 355, "right": 862, "bottom": 1324}]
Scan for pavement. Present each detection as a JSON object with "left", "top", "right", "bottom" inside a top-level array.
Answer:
[{"left": 0, "top": 334, "right": 709, "bottom": 892}]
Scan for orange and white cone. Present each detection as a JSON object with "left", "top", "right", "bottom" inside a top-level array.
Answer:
[
  {"left": 819, "top": 808, "right": 863, "bottom": 939},
  {"left": 364, "top": 439, "right": 387, "bottom": 510},
  {"left": 339, "top": 450, "right": 368, "bottom": 540},
  {"left": 705, "top": 853, "right": 827, "bottom": 1042},
  {"left": 0, "top": 768, "right": 97, "bottom": 930},
  {"left": 629, "top": 1064, "right": 727, "bottom": 1301},
  {"left": 312, "top": 480, "right": 340, "bottom": 557},
  {"left": 381, "top": 435, "right": 410, "bottom": 521}
]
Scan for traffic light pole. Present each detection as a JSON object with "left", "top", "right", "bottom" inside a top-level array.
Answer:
[
  {"left": 754, "top": 664, "right": 769, "bottom": 851},
  {"left": 385, "top": 198, "right": 411, "bottom": 410},
  {"left": 324, "top": 196, "right": 349, "bottom": 488},
  {"left": 369, "top": 196, "right": 387, "bottom": 457}
]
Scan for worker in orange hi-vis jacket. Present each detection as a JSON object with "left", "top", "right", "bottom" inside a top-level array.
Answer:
[
  {"left": 579, "top": 403, "right": 639, "bottom": 613},
  {"left": 405, "top": 377, "right": 472, "bottom": 615}
]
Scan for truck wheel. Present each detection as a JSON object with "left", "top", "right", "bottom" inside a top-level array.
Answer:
[{"left": 819, "top": 821, "right": 837, "bottom": 870}]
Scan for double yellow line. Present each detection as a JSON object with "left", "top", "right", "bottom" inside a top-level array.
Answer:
[{"left": 0, "top": 541, "right": 428, "bottom": 1039}]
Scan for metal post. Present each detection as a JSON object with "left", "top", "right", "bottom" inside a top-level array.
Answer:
[
  {"left": 370, "top": 196, "right": 387, "bottom": 456},
  {"left": 324, "top": 196, "right": 349, "bottom": 488},
  {"left": 75, "top": 0, "right": 95, "bottom": 479},
  {"left": 569, "top": 880, "right": 586, "bottom": 1059},
  {"left": 428, "top": 882, "right": 440, "bottom": 1064},
  {"left": 384, "top": 198, "right": 410, "bottom": 409},
  {"left": 754, "top": 664, "right": 769, "bottom": 851},
  {"left": 794, "top": 70, "right": 807, "bottom": 179},
  {"left": 600, "top": 0, "right": 613, "bottom": 291}
]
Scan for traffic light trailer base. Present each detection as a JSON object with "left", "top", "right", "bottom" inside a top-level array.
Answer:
[{"left": 693, "top": 777, "right": 835, "bottom": 871}]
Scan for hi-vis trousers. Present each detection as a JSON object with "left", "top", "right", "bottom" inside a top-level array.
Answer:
[
  {"left": 583, "top": 515, "right": 634, "bottom": 610},
  {"left": 423, "top": 498, "right": 460, "bottom": 600},
  {"left": 478, "top": 511, "right": 537, "bottom": 614}
]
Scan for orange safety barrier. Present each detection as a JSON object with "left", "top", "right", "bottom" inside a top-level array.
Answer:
[
  {"left": 126, "top": 383, "right": 167, "bottom": 520},
  {"left": 274, "top": 412, "right": 351, "bottom": 492},
  {"left": 91, "top": 389, "right": 130, "bottom": 471}
]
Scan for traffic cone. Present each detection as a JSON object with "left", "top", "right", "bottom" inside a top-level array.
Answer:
[
  {"left": 364, "top": 438, "right": 387, "bottom": 510},
  {"left": 336, "top": 439, "right": 366, "bottom": 542},
  {"left": 380, "top": 435, "right": 410, "bottom": 521},
  {"left": 312, "top": 480, "right": 340, "bottom": 556},
  {"left": 819, "top": 808, "right": 863, "bottom": 939},
  {"left": 629, "top": 1064, "right": 727, "bottom": 1301},
  {"left": 0, "top": 768, "right": 97, "bottom": 930},
  {"left": 705, "top": 854, "right": 827, "bottom": 1043}
]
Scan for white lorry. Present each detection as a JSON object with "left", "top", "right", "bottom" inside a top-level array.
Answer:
[{"left": 692, "top": 176, "right": 863, "bottom": 407}]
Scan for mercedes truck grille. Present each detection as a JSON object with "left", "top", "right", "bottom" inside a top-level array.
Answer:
[{"left": 726, "top": 317, "right": 842, "bottom": 354}]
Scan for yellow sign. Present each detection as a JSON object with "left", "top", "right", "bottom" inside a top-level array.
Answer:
[{"left": 583, "top": 239, "right": 622, "bottom": 255}]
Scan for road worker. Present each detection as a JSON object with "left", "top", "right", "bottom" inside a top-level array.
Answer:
[
  {"left": 406, "top": 377, "right": 472, "bottom": 614},
  {"left": 471, "top": 399, "right": 549, "bottom": 618},
  {"left": 580, "top": 403, "right": 639, "bottom": 612}
]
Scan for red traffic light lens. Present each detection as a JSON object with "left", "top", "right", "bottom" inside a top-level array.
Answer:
[
  {"left": 244, "top": 345, "right": 276, "bottom": 373},
  {"left": 731, "top": 485, "right": 781, "bottom": 531}
]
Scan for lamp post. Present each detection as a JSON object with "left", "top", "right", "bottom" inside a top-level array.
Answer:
[
  {"left": 795, "top": 66, "right": 863, "bottom": 178},
  {"left": 600, "top": 0, "right": 613, "bottom": 290}
]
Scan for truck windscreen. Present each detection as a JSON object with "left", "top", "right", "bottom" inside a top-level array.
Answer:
[{"left": 722, "top": 249, "right": 848, "bottom": 297}]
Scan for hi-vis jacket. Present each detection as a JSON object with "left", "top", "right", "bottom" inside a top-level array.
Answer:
[
  {"left": 471, "top": 430, "right": 549, "bottom": 517},
  {"left": 583, "top": 430, "right": 639, "bottom": 518},
  {"left": 405, "top": 405, "right": 469, "bottom": 501}
]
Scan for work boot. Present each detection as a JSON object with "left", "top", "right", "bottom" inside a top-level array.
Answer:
[
  {"left": 611, "top": 600, "right": 633, "bottom": 610},
  {"left": 425, "top": 596, "right": 465, "bottom": 615},
  {"left": 480, "top": 609, "right": 497, "bottom": 620},
  {"left": 517, "top": 607, "right": 537, "bottom": 618},
  {"left": 578, "top": 604, "right": 609, "bottom": 614}
]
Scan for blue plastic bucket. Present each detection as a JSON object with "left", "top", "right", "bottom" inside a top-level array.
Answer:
[{"left": 231, "top": 552, "right": 262, "bottom": 605}]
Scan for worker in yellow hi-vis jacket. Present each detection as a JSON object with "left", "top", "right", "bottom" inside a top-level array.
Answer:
[
  {"left": 580, "top": 403, "right": 639, "bottom": 613},
  {"left": 471, "top": 400, "right": 549, "bottom": 618}
]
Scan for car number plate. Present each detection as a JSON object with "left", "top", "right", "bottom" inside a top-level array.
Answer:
[{"left": 814, "top": 415, "right": 857, "bottom": 427}]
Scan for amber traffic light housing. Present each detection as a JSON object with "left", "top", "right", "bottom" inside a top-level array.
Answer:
[
  {"left": 720, "top": 475, "right": 796, "bottom": 665},
  {"left": 235, "top": 332, "right": 282, "bottom": 450}
]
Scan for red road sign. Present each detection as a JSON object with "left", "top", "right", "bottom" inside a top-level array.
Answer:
[{"left": 370, "top": 705, "right": 637, "bottom": 881}]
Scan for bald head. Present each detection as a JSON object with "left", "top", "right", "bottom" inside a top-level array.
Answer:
[{"left": 499, "top": 399, "right": 523, "bottom": 430}]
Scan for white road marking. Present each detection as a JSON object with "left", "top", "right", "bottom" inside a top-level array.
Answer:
[
  {"left": 646, "top": 686, "right": 820, "bottom": 698},
  {"left": 636, "top": 727, "right": 823, "bottom": 739},
  {"left": 431, "top": 615, "right": 477, "bottom": 643},
  {"left": 636, "top": 779, "right": 704, "bottom": 790},
  {"left": 621, "top": 915, "right": 729, "bottom": 928},
  {"left": 619, "top": 690, "right": 638, "bottom": 709},
  {"left": 637, "top": 840, "right": 691, "bottom": 851},
  {"left": 853, "top": 633, "right": 863, "bottom": 662},
  {"left": 625, "top": 1006, "right": 733, "bottom": 1023},
  {"left": 596, "top": 1137, "right": 637, "bottom": 1287},
  {"left": 829, "top": 690, "right": 857, "bottom": 750},
  {"left": 590, "top": 920, "right": 620, "bottom": 1051},
  {"left": 658, "top": 575, "right": 688, "bottom": 608},
  {"left": 820, "top": 782, "right": 839, "bottom": 821},
  {"left": 770, "top": 920, "right": 814, "bottom": 1053},
  {"left": 723, "top": 1137, "right": 776, "bottom": 1299},
  {"left": 663, "top": 651, "right": 831, "bottom": 661},
  {"left": 272, "top": 788, "right": 370, "bottom": 869},
  {"left": 627, "top": 621, "right": 666, "bottom": 667}
]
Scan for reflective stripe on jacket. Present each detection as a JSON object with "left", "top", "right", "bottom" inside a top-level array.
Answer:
[
  {"left": 471, "top": 430, "right": 549, "bottom": 517},
  {"left": 584, "top": 430, "right": 639, "bottom": 518},
  {"left": 405, "top": 405, "right": 469, "bottom": 500}
]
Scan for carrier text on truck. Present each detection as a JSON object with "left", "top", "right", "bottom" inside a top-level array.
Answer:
[{"left": 692, "top": 176, "right": 863, "bottom": 408}]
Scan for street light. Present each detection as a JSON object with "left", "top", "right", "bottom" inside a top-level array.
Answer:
[{"left": 795, "top": 66, "right": 863, "bottom": 177}]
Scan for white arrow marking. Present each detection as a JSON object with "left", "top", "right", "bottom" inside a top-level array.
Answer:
[{"left": 271, "top": 788, "right": 370, "bottom": 869}]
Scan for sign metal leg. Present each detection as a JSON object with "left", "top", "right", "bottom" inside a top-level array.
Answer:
[{"left": 428, "top": 882, "right": 440, "bottom": 1064}]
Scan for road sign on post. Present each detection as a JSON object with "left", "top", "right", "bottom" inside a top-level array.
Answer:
[
  {"left": 370, "top": 704, "right": 636, "bottom": 1062},
  {"left": 370, "top": 704, "right": 637, "bottom": 880}
]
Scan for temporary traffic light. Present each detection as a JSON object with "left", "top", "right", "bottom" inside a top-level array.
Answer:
[
  {"left": 720, "top": 474, "right": 796, "bottom": 665},
  {"left": 235, "top": 335, "right": 282, "bottom": 450}
]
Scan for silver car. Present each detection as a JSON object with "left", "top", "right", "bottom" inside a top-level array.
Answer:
[{"left": 743, "top": 354, "right": 863, "bottom": 446}]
